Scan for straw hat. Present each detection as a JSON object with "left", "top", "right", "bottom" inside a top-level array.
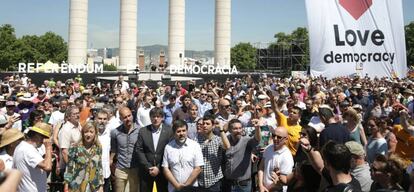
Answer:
[
  {"left": 30, "top": 122, "right": 51, "bottom": 138},
  {"left": 0, "top": 128, "right": 24, "bottom": 148}
]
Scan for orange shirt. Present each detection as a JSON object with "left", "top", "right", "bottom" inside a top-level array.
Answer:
[
  {"left": 276, "top": 111, "right": 302, "bottom": 156},
  {"left": 394, "top": 124, "right": 414, "bottom": 167},
  {"left": 79, "top": 107, "right": 91, "bottom": 126}
]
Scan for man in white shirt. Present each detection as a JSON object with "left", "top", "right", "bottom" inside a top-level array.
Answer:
[
  {"left": 58, "top": 106, "right": 82, "bottom": 164},
  {"left": 13, "top": 122, "right": 52, "bottom": 192},
  {"left": 258, "top": 127, "right": 294, "bottom": 192},
  {"left": 136, "top": 95, "right": 154, "bottom": 129},
  {"left": 48, "top": 99, "right": 68, "bottom": 125},
  {"left": 4, "top": 101, "right": 22, "bottom": 131},
  {"left": 96, "top": 110, "right": 112, "bottom": 192},
  {"left": 162, "top": 119, "right": 204, "bottom": 192},
  {"left": 102, "top": 104, "right": 122, "bottom": 131}
]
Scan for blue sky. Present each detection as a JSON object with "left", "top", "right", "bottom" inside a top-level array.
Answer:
[{"left": 1, "top": 0, "right": 413, "bottom": 51}]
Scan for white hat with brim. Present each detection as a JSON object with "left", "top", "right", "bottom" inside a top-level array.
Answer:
[{"left": 20, "top": 93, "right": 32, "bottom": 102}]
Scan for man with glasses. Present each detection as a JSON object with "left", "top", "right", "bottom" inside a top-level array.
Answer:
[
  {"left": 193, "top": 90, "right": 212, "bottom": 117},
  {"left": 215, "top": 99, "right": 236, "bottom": 132},
  {"left": 223, "top": 119, "right": 261, "bottom": 192},
  {"left": 258, "top": 126, "right": 294, "bottom": 192}
]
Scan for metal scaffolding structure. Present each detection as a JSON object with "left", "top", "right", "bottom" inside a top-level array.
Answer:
[{"left": 254, "top": 41, "right": 308, "bottom": 77}]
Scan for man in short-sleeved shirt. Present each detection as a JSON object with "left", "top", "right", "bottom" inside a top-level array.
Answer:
[
  {"left": 162, "top": 120, "right": 204, "bottom": 192},
  {"left": 223, "top": 119, "right": 261, "bottom": 192},
  {"left": 259, "top": 127, "right": 294, "bottom": 192},
  {"left": 58, "top": 107, "right": 81, "bottom": 164}
]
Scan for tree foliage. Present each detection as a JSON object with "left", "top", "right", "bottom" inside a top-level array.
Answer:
[
  {"left": 269, "top": 27, "right": 309, "bottom": 68},
  {"left": 0, "top": 24, "right": 67, "bottom": 71},
  {"left": 406, "top": 21, "right": 414, "bottom": 66},
  {"left": 103, "top": 64, "right": 117, "bottom": 71},
  {"left": 231, "top": 42, "right": 257, "bottom": 69}
]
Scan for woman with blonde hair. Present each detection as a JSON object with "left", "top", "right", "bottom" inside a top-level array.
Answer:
[
  {"left": 342, "top": 108, "right": 367, "bottom": 146},
  {"left": 64, "top": 121, "right": 104, "bottom": 192}
]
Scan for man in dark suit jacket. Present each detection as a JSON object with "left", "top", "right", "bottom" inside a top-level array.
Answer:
[{"left": 135, "top": 107, "right": 173, "bottom": 192}]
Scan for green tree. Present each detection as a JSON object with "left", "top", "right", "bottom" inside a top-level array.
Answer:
[
  {"left": 103, "top": 64, "right": 117, "bottom": 71},
  {"left": 268, "top": 27, "right": 310, "bottom": 70},
  {"left": 38, "top": 32, "right": 68, "bottom": 63},
  {"left": 406, "top": 21, "right": 414, "bottom": 66},
  {"left": 0, "top": 24, "right": 20, "bottom": 70},
  {"left": 231, "top": 42, "right": 256, "bottom": 69}
]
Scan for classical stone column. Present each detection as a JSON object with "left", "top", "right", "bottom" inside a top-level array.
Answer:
[
  {"left": 168, "top": 0, "right": 185, "bottom": 69},
  {"left": 119, "top": 0, "right": 137, "bottom": 72},
  {"left": 68, "top": 0, "right": 88, "bottom": 65},
  {"left": 215, "top": 0, "right": 231, "bottom": 67}
]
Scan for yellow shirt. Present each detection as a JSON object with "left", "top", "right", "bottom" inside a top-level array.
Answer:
[
  {"left": 394, "top": 124, "right": 414, "bottom": 167},
  {"left": 276, "top": 111, "right": 302, "bottom": 156}
]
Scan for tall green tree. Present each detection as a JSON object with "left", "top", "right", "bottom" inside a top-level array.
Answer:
[
  {"left": 0, "top": 24, "right": 20, "bottom": 70},
  {"left": 231, "top": 42, "right": 256, "bottom": 70},
  {"left": 406, "top": 21, "right": 414, "bottom": 66}
]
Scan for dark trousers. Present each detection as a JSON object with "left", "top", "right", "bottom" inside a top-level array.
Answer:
[
  {"left": 140, "top": 173, "right": 168, "bottom": 192},
  {"left": 103, "top": 178, "right": 111, "bottom": 192},
  {"left": 196, "top": 180, "right": 222, "bottom": 192}
]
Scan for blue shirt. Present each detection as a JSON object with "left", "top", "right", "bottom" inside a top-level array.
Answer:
[
  {"left": 163, "top": 103, "right": 180, "bottom": 126},
  {"left": 110, "top": 124, "right": 139, "bottom": 169}
]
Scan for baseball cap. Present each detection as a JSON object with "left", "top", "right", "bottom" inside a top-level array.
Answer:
[{"left": 345, "top": 141, "right": 365, "bottom": 156}]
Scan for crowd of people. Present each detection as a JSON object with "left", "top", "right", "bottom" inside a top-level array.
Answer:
[{"left": 1, "top": 73, "right": 414, "bottom": 192}]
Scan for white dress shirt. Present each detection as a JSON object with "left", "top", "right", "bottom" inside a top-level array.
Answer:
[{"left": 98, "top": 126, "right": 111, "bottom": 179}]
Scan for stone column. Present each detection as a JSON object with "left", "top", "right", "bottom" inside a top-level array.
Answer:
[
  {"left": 119, "top": 0, "right": 137, "bottom": 72},
  {"left": 168, "top": 0, "right": 185, "bottom": 69},
  {"left": 68, "top": 0, "right": 88, "bottom": 65},
  {"left": 215, "top": 0, "right": 231, "bottom": 67}
]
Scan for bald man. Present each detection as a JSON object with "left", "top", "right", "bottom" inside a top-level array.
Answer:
[
  {"left": 258, "top": 127, "right": 294, "bottom": 192},
  {"left": 215, "top": 99, "right": 236, "bottom": 132},
  {"left": 110, "top": 107, "right": 140, "bottom": 192}
]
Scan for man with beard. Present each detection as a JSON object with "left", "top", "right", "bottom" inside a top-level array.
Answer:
[
  {"left": 13, "top": 122, "right": 52, "bottom": 192},
  {"left": 195, "top": 115, "right": 230, "bottom": 191},
  {"left": 223, "top": 119, "right": 261, "bottom": 192},
  {"left": 96, "top": 110, "right": 111, "bottom": 192},
  {"left": 110, "top": 107, "right": 140, "bottom": 192},
  {"left": 162, "top": 119, "right": 204, "bottom": 192}
]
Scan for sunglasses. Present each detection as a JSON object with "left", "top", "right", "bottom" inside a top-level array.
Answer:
[{"left": 221, "top": 105, "right": 231, "bottom": 109}]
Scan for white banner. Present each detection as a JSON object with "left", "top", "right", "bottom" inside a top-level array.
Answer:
[{"left": 305, "top": 0, "right": 407, "bottom": 78}]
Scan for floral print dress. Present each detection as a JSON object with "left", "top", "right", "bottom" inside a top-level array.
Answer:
[{"left": 64, "top": 144, "right": 104, "bottom": 192}]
